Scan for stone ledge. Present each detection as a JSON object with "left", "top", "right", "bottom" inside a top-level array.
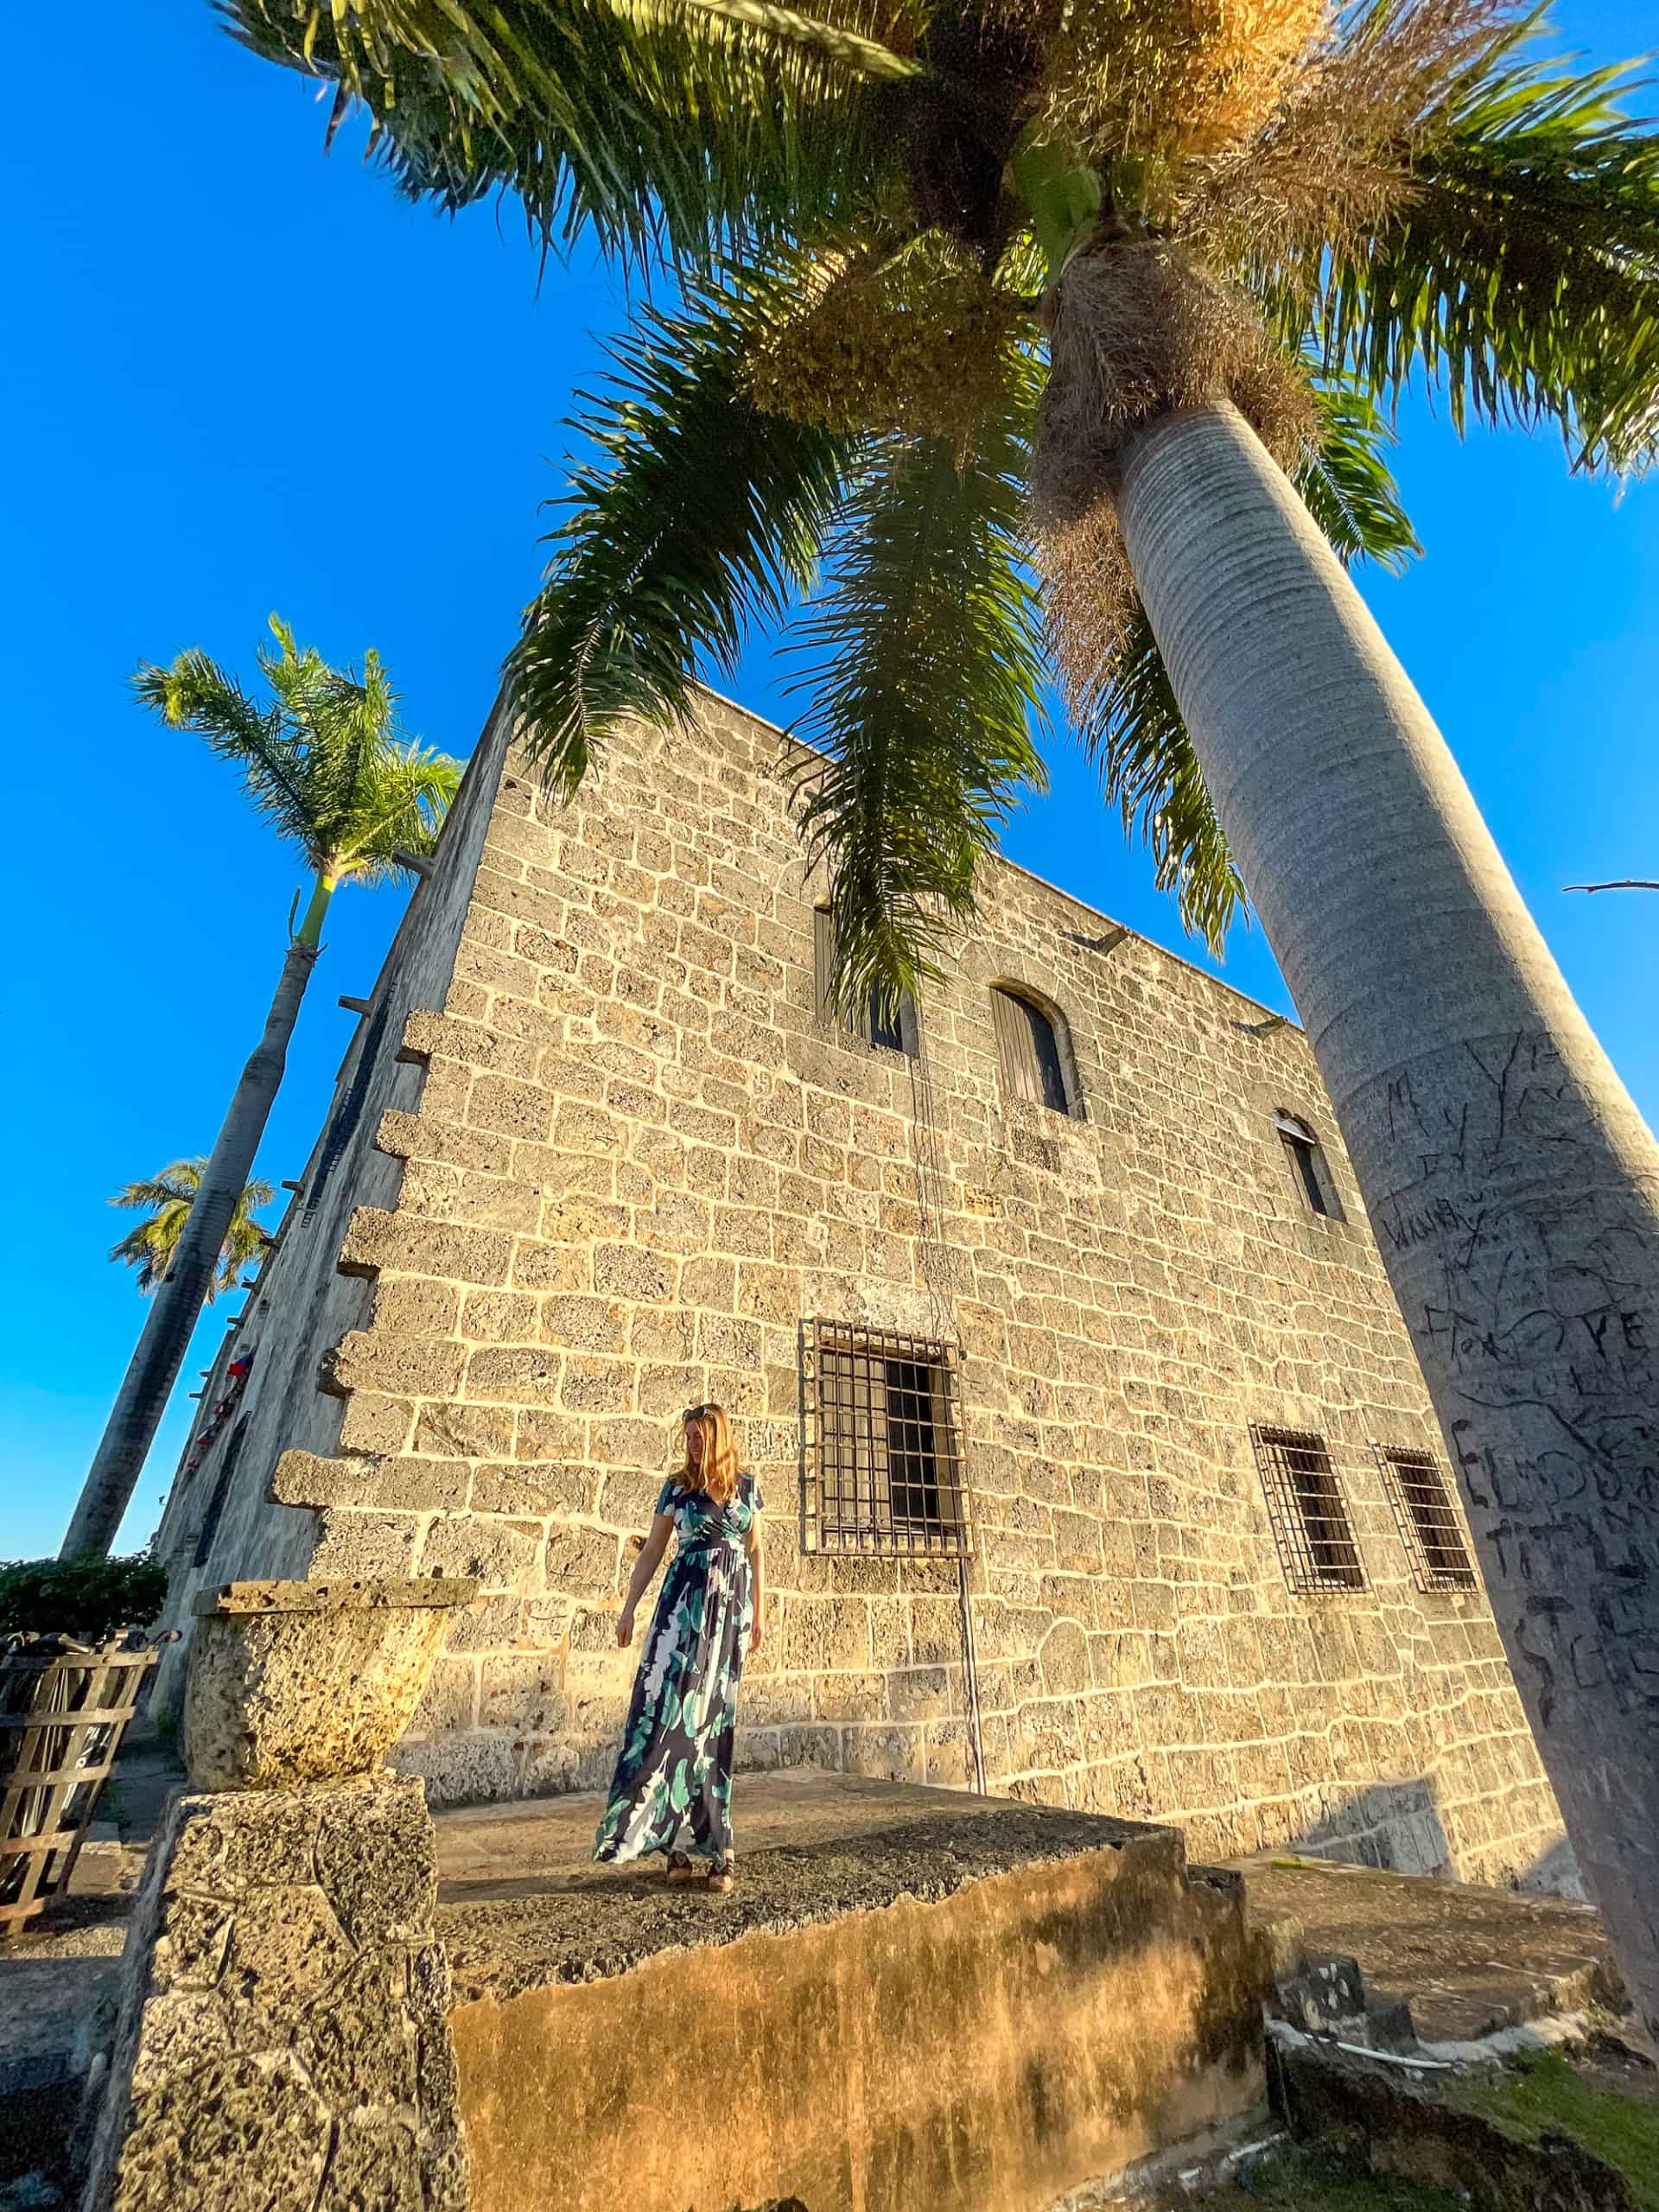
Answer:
[
  {"left": 435, "top": 1771, "right": 1223, "bottom": 2001},
  {"left": 442, "top": 1773, "right": 1268, "bottom": 2212},
  {"left": 193, "top": 1578, "right": 477, "bottom": 1616}
]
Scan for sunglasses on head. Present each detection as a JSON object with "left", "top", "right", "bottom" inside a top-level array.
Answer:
[{"left": 683, "top": 1404, "right": 714, "bottom": 1421}]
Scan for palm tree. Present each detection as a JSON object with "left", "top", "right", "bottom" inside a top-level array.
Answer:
[
  {"left": 62, "top": 618, "right": 461, "bottom": 1562},
  {"left": 108, "top": 1161, "right": 276, "bottom": 1301},
  {"left": 227, "top": 2, "right": 1659, "bottom": 2027}
]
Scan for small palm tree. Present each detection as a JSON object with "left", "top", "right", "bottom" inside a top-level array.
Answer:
[
  {"left": 108, "top": 1161, "right": 276, "bottom": 1302},
  {"left": 229, "top": 1, "right": 1659, "bottom": 2024},
  {"left": 62, "top": 619, "right": 461, "bottom": 1561}
]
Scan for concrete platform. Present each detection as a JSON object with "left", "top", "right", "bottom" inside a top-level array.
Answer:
[
  {"left": 1232, "top": 1852, "right": 1620, "bottom": 2046},
  {"left": 437, "top": 1774, "right": 1269, "bottom": 2212},
  {"left": 435, "top": 1770, "right": 1198, "bottom": 1997}
]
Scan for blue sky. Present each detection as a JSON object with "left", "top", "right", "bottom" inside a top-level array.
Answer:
[{"left": 3, "top": 0, "right": 1655, "bottom": 1558}]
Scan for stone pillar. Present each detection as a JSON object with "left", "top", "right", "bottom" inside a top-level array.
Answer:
[{"left": 81, "top": 1580, "right": 476, "bottom": 2212}]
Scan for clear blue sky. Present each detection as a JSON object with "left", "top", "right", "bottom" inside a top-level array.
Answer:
[{"left": 3, "top": 1, "right": 1655, "bottom": 1559}]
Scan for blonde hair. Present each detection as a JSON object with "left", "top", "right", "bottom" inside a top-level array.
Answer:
[{"left": 677, "top": 1403, "right": 740, "bottom": 1505}]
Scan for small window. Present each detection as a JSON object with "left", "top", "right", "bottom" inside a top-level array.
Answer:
[
  {"left": 1375, "top": 1445, "right": 1477, "bottom": 1591},
  {"left": 992, "top": 987, "right": 1072, "bottom": 1116},
  {"left": 804, "top": 1320, "right": 969, "bottom": 1555},
  {"left": 815, "top": 908, "right": 918, "bottom": 1058},
  {"left": 1275, "top": 1111, "right": 1332, "bottom": 1217},
  {"left": 1250, "top": 1426, "right": 1365, "bottom": 1592}
]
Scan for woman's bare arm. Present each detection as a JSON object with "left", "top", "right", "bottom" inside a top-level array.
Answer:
[
  {"left": 615, "top": 1512, "right": 674, "bottom": 1648},
  {"left": 745, "top": 1512, "right": 766, "bottom": 1654}
]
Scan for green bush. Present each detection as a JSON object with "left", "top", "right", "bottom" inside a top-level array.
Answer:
[{"left": 0, "top": 1554, "right": 169, "bottom": 1643}]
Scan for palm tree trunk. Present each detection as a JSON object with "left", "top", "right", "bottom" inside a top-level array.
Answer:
[
  {"left": 1116, "top": 398, "right": 1659, "bottom": 2037},
  {"left": 61, "top": 936, "right": 321, "bottom": 1561}
]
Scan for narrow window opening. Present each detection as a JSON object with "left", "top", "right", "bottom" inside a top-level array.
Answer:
[
  {"left": 1276, "top": 1111, "right": 1332, "bottom": 1217},
  {"left": 815, "top": 909, "right": 918, "bottom": 1058},
  {"left": 1376, "top": 1445, "right": 1478, "bottom": 1590},
  {"left": 992, "top": 988, "right": 1073, "bottom": 1116},
  {"left": 1250, "top": 1426, "right": 1366, "bottom": 1592}
]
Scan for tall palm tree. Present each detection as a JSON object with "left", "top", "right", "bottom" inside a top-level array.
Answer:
[
  {"left": 108, "top": 1160, "right": 275, "bottom": 1301},
  {"left": 62, "top": 618, "right": 461, "bottom": 1562},
  {"left": 227, "top": 1, "right": 1659, "bottom": 2027}
]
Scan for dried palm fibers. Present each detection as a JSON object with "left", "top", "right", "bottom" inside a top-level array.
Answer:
[
  {"left": 1035, "top": 0, "right": 1327, "bottom": 162},
  {"left": 1030, "top": 242, "right": 1315, "bottom": 728},
  {"left": 1178, "top": 0, "right": 1515, "bottom": 275}
]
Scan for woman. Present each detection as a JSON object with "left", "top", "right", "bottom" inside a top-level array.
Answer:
[{"left": 592, "top": 1403, "right": 764, "bottom": 1892}]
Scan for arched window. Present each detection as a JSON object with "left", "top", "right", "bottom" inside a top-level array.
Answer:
[
  {"left": 1275, "top": 1110, "right": 1332, "bottom": 1217},
  {"left": 992, "top": 988, "right": 1072, "bottom": 1115}
]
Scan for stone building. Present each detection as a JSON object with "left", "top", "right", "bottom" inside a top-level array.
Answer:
[{"left": 151, "top": 687, "right": 1570, "bottom": 1885}]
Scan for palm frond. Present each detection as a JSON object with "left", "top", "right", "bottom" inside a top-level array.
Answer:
[
  {"left": 1293, "top": 377, "right": 1421, "bottom": 570},
  {"left": 219, "top": 0, "right": 913, "bottom": 267},
  {"left": 338, "top": 743, "right": 466, "bottom": 881},
  {"left": 1074, "top": 606, "right": 1244, "bottom": 951},
  {"left": 107, "top": 1162, "right": 275, "bottom": 1300},
  {"left": 134, "top": 615, "right": 461, "bottom": 881},
  {"left": 1313, "top": 41, "right": 1659, "bottom": 469},
  {"left": 788, "top": 377, "right": 1048, "bottom": 1013},
  {"left": 132, "top": 649, "right": 319, "bottom": 850},
  {"left": 509, "top": 269, "right": 855, "bottom": 791}
]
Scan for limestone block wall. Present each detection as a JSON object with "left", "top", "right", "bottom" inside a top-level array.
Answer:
[
  {"left": 149, "top": 700, "right": 515, "bottom": 1713},
  {"left": 164, "top": 688, "right": 1567, "bottom": 1885}
]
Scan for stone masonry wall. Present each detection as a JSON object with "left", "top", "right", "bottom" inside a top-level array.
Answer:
[{"left": 172, "top": 690, "right": 1568, "bottom": 1885}]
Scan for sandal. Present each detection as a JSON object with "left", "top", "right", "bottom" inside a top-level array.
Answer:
[
  {"left": 706, "top": 1856, "right": 735, "bottom": 1894},
  {"left": 665, "top": 1852, "right": 696, "bottom": 1884}
]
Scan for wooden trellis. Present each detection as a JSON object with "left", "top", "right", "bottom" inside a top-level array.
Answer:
[{"left": 0, "top": 1637, "right": 162, "bottom": 1939}]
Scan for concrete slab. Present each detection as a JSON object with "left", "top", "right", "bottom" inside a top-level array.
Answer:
[
  {"left": 440, "top": 1774, "right": 1270, "bottom": 2212},
  {"left": 435, "top": 1771, "right": 1196, "bottom": 2000},
  {"left": 1232, "top": 1852, "right": 1620, "bottom": 2045}
]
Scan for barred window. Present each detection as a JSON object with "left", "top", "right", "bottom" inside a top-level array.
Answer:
[
  {"left": 815, "top": 908, "right": 918, "bottom": 1058},
  {"left": 803, "top": 1320, "right": 969, "bottom": 1554},
  {"left": 1275, "top": 1111, "right": 1332, "bottom": 1217},
  {"left": 991, "top": 988, "right": 1075, "bottom": 1116},
  {"left": 1250, "top": 1426, "right": 1365, "bottom": 1592},
  {"left": 1375, "top": 1445, "right": 1477, "bottom": 1591}
]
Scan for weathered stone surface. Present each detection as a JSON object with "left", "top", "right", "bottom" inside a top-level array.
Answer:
[
  {"left": 182, "top": 1582, "right": 475, "bottom": 1791},
  {"left": 151, "top": 692, "right": 1566, "bottom": 1888},
  {"left": 81, "top": 1777, "right": 468, "bottom": 2212}
]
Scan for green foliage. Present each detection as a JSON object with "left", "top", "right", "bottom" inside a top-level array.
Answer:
[
  {"left": 131, "top": 616, "right": 462, "bottom": 907},
  {"left": 1445, "top": 2050, "right": 1659, "bottom": 2212},
  {"left": 1294, "top": 378, "right": 1421, "bottom": 575},
  {"left": 226, "top": 0, "right": 1659, "bottom": 1003},
  {"left": 219, "top": 0, "right": 909, "bottom": 269},
  {"left": 789, "top": 404, "right": 1049, "bottom": 1012},
  {"left": 0, "top": 1554, "right": 169, "bottom": 1642},
  {"left": 1313, "top": 43, "right": 1659, "bottom": 471},
  {"left": 509, "top": 271, "right": 855, "bottom": 793},
  {"left": 107, "top": 1160, "right": 274, "bottom": 1301},
  {"left": 1217, "top": 2140, "right": 1472, "bottom": 2209}
]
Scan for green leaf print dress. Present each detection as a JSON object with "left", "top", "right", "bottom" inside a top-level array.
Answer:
[{"left": 593, "top": 1472, "right": 762, "bottom": 1865}]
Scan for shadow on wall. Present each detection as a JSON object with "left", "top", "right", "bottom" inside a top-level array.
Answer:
[{"left": 1281, "top": 1774, "right": 1582, "bottom": 1901}]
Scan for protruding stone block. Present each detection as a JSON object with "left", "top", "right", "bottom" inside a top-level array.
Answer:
[{"left": 182, "top": 1580, "right": 477, "bottom": 1794}]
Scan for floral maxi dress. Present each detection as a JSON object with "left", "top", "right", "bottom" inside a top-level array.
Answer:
[{"left": 593, "top": 1473, "right": 762, "bottom": 1866}]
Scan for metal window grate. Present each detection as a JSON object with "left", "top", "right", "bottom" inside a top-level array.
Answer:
[
  {"left": 1250, "top": 1426, "right": 1366, "bottom": 1592},
  {"left": 1374, "top": 1445, "right": 1478, "bottom": 1591},
  {"left": 803, "top": 1320, "right": 970, "bottom": 1554}
]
